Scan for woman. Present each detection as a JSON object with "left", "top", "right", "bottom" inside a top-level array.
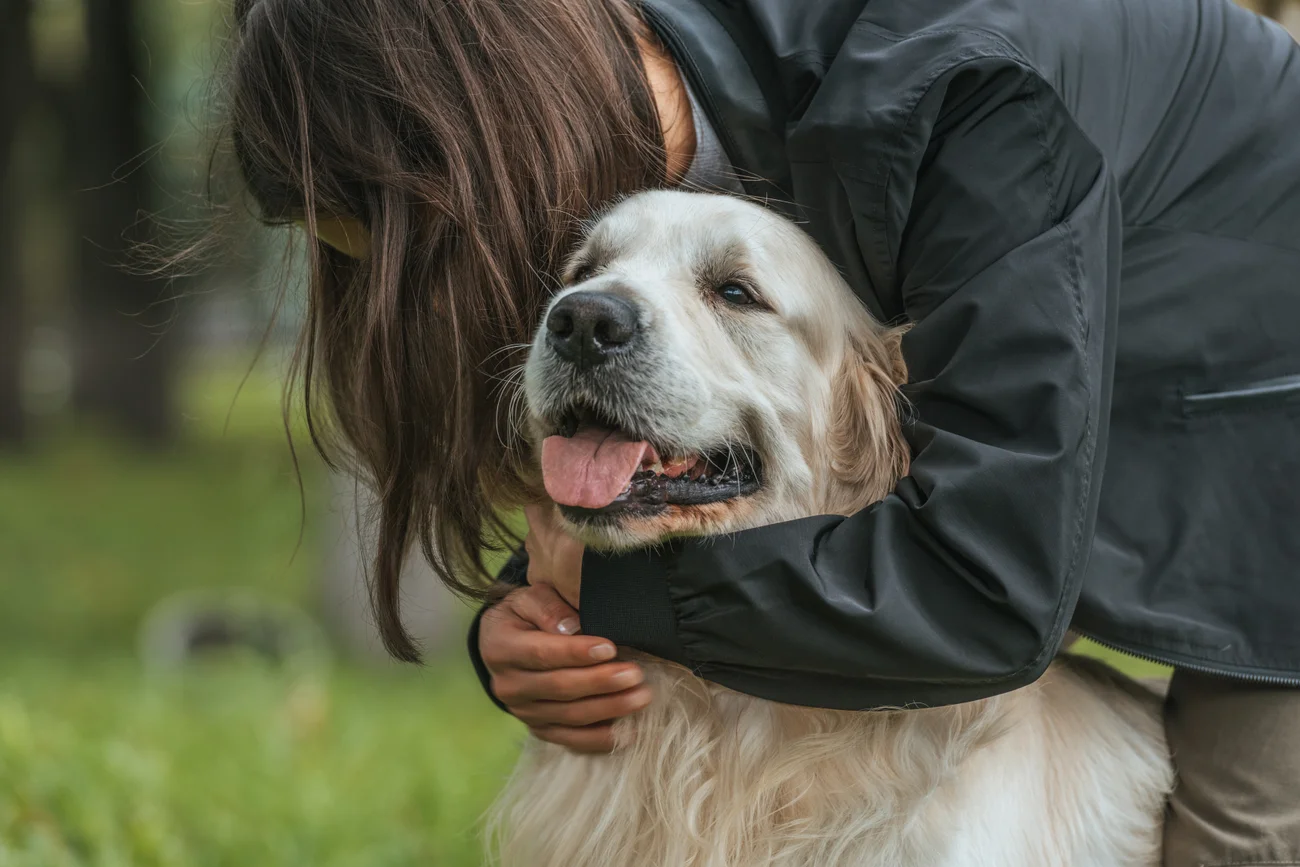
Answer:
[{"left": 222, "top": 0, "right": 1300, "bottom": 864}]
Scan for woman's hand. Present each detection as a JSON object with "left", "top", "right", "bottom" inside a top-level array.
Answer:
[
  {"left": 478, "top": 570, "right": 648, "bottom": 752},
  {"left": 521, "top": 503, "right": 584, "bottom": 608}
]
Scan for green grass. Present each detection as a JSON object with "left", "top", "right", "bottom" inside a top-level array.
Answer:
[
  {"left": 0, "top": 436, "right": 313, "bottom": 657},
  {"left": 0, "top": 357, "right": 526, "bottom": 865},
  {"left": 0, "top": 660, "right": 522, "bottom": 867}
]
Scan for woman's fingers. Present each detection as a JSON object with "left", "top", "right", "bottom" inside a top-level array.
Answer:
[
  {"left": 477, "top": 583, "right": 651, "bottom": 749},
  {"left": 528, "top": 723, "right": 620, "bottom": 754},
  {"left": 480, "top": 613, "right": 620, "bottom": 673},
  {"left": 492, "top": 661, "right": 644, "bottom": 704},
  {"left": 505, "top": 582, "right": 583, "bottom": 636},
  {"left": 512, "top": 684, "right": 654, "bottom": 729}
]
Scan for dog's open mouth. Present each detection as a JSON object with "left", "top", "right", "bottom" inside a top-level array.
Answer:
[{"left": 541, "top": 406, "right": 762, "bottom": 523}]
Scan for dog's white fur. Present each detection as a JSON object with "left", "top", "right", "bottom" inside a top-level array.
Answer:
[{"left": 492, "top": 191, "right": 1172, "bottom": 867}]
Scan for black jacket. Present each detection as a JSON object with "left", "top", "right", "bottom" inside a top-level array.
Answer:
[{"left": 470, "top": 0, "right": 1300, "bottom": 711}]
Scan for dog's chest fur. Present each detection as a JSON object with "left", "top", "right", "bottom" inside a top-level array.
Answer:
[
  {"left": 489, "top": 654, "right": 1170, "bottom": 867},
  {"left": 498, "top": 191, "right": 1171, "bottom": 866}
]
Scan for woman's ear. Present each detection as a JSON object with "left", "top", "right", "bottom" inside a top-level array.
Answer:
[{"left": 827, "top": 334, "right": 911, "bottom": 508}]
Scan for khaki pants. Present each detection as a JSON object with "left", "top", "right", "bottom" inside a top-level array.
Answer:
[{"left": 1164, "top": 670, "right": 1300, "bottom": 867}]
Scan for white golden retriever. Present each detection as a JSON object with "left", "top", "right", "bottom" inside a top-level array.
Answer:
[{"left": 490, "top": 191, "right": 1172, "bottom": 867}]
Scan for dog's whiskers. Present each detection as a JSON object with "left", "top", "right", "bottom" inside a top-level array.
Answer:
[
  {"left": 484, "top": 341, "right": 533, "bottom": 365},
  {"left": 491, "top": 363, "right": 532, "bottom": 453}
]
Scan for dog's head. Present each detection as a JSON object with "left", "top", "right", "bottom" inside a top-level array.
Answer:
[{"left": 523, "top": 191, "right": 909, "bottom": 549}]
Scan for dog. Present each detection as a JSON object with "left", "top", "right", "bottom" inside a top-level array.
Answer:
[{"left": 490, "top": 190, "right": 1173, "bottom": 867}]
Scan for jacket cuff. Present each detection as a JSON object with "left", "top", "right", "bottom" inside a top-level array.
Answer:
[
  {"left": 467, "top": 548, "right": 530, "bottom": 714},
  {"left": 467, "top": 605, "right": 511, "bottom": 713},
  {"left": 579, "top": 546, "right": 690, "bottom": 665},
  {"left": 496, "top": 548, "right": 530, "bottom": 588}
]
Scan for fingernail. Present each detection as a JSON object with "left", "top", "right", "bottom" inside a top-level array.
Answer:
[
  {"left": 589, "top": 643, "right": 616, "bottom": 661},
  {"left": 613, "top": 668, "right": 642, "bottom": 686},
  {"left": 556, "top": 618, "right": 580, "bottom": 635}
]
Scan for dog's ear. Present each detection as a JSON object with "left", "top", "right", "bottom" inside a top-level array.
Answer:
[
  {"left": 877, "top": 323, "right": 910, "bottom": 386},
  {"left": 827, "top": 329, "right": 911, "bottom": 508}
]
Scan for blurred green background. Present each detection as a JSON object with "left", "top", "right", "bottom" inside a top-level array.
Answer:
[
  {"left": 0, "top": 0, "right": 1293, "bottom": 865},
  {"left": 1, "top": 1, "right": 524, "bottom": 863},
  {"left": 0, "top": 366, "right": 523, "bottom": 865}
]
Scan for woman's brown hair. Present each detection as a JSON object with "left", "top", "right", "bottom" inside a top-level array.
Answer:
[{"left": 221, "top": 0, "right": 666, "bottom": 660}]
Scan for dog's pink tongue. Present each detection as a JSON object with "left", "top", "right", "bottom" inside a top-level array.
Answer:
[{"left": 542, "top": 427, "right": 652, "bottom": 509}]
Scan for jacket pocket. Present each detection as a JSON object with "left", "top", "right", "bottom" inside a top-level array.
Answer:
[{"left": 1182, "top": 375, "right": 1300, "bottom": 417}]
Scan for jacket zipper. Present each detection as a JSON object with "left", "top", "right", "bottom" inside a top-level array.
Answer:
[{"left": 1073, "top": 629, "right": 1300, "bottom": 687}]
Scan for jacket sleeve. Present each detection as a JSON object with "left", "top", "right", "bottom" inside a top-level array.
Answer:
[
  {"left": 467, "top": 547, "right": 529, "bottom": 712},
  {"left": 576, "top": 59, "right": 1123, "bottom": 710}
]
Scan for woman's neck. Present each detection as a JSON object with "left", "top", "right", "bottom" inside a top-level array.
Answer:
[{"left": 637, "top": 33, "right": 696, "bottom": 184}]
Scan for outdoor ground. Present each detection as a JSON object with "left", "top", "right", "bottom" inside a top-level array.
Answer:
[
  {"left": 0, "top": 361, "right": 523, "bottom": 866},
  {"left": 0, "top": 359, "right": 1166, "bottom": 866}
]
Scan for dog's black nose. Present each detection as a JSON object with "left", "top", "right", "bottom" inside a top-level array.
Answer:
[{"left": 545, "top": 291, "right": 639, "bottom": 369}]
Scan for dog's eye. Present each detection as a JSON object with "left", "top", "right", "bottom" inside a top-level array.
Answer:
[
  {"left": 570, "top": 264, "right": 595, "bottom": 284},
  {"left": 716, "top": 283, "right": 756, "bottom": 306}
]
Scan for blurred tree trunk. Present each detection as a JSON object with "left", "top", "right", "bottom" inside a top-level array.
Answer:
[
  {"left": 70, "top": 0, "right": 176, "bottom": 445},
  {"left": 0, "top": 0, "right": 33, "bottom": 445}
]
